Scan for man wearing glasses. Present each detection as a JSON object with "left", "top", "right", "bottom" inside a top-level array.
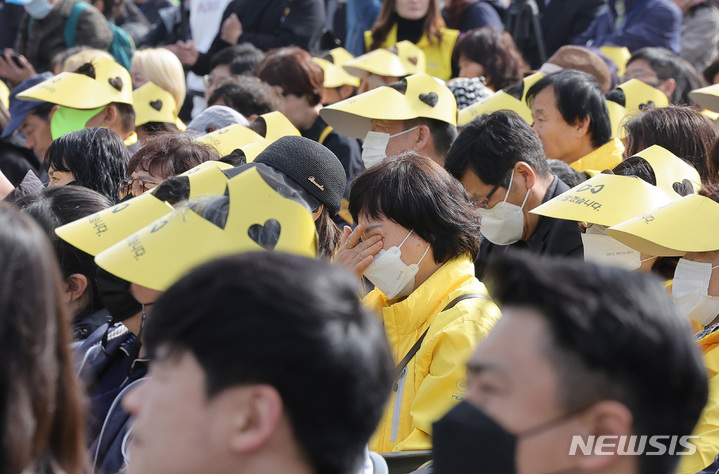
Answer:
[{"left": 444, "top": 111, "right": 583, "bottom": 279}]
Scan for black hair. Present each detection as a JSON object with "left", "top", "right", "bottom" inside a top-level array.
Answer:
[
  {"left": 228, "top": 44, "right": 264, "bottom": 76},
  {"left": 209, "top": 44, "right": 261, "bottom": 71},
  {"left": 28, "top": 102, "right": 55, "bottom": 121},
  {"left": 526, "top": 70, "right": 611, "bottom": 148},
  {"left": 627, "top": 47, "right": 704, "bottom": 106},
  {"left": 703, "top": 57, "right": 719, "bottom": 85},
  {"left": 349, "top": 150, "right": 481, "bottom": 262},
  {"left": 404, "top": 116, "right": 458, "bottom": 159},
  {"left": 145, "top": 252, "right": 394, "bottom": 474},
  {"left": 445, "top": 111, "right": 550, "bottom": 185},
  {"left": 16, "top": 186, "right": 113, "bottom": 314},
  {"left": 208, "top": 75, "right": 281, "bottom": 118},
  {"left": 485, "top": 252, "right": 708, "bottom": 474},
  {"left": 386, "top": 78, "right": 458, "bottom": 158},
  {"left": 46, "top": 127, "right": 130, "bottom": 203}
]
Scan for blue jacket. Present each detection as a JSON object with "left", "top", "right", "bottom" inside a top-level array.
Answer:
[
  {"left": 573, "top": 0, "right": 681, "bottom": 54},
  {"left": 75, "top": 323, "right": 149, "bottom": 474}
]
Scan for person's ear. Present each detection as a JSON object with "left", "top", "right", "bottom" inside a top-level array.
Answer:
[
  {"left": 415, "top": 124, "right": 431, "bottom": 149},
  {"left": 227, "top": 385, "right": 283, "bottom": 453},
  {"left": 338, "top": 84, "right": 355, "bottom": 101},
  {"left": 104, "top": 103, "right": 119, "bottom": 126},
  {"left": 65, "top": 273, "right": 89, "bottom": 303},
  {"left": 658, "top": 78, "right": 677, "bottom": 101},
  {"left": 514, "top": 161, "right": 537, "bottom": 191},
  {"left": 573, "top": 400, "right": 634, "bottom": 471},
  {"left": 576, "top": 115, "right": 591, "bottom": 136}
]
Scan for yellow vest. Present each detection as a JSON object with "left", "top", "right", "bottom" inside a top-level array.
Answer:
[
  {"left": 570, "top": 138, "right": 625, "bottom": 174},
  {"left": 364, "top": 25, "right": 459, "bottom": 80},
  {"left": 678, "top": 330, "right": 719, "bottom": 473},
  {"left": 363, "top": 258, "right": 501, "bottom": 452}
]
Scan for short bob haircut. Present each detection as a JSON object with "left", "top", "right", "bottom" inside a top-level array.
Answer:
[
  {"left": 526, "top": 69, "right": 612, "bottom": 149},
  {"left": 453, "top": 27, "right": 528, "bottom": 91},
  {"left": 258, "top": 47, "right": 324, "bottom": 107},
  {"left": 623, "top": 105, "right": 716, "bottom": 183},
  {"left": 0, "top": 204, "right": 86, "bottom": 474},
  {"left": 46, "top": 127, "right": 130, "bottom": 203},
  {"left": 349, "top": 150, "right": 481, "bottom": 262},
  {"left": 129, "top": 134, "right": 219, "bottom": 181},
  {"left": 369, "top": 0, "right": 445, "bottom": 50},
  {"left": 445, "top": 111, "right": 551, "bottom": 187}
]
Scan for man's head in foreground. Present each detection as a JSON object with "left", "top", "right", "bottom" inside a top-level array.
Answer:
[
  {"left": 122, "top": 252, "right": 394, "bottom": 474},
  {"left": 433, "top": 252, "right": 708, "bottom": 474}
]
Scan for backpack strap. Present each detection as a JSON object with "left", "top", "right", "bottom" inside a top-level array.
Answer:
[
  {"left": 64, "top": 1, "right": 90, "bottom": 48},
  {"left": 393, "top": 292, "right": 488, "bottom": 382}
]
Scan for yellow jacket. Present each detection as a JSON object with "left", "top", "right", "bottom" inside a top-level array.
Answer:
[
  {"left": 364, "top": 257, "right": 501, "bottom": 452},
  {"left": 677, "top": 329, "right": 719, "bottom": 473},
  {"left": 364, "top": 25, "right": 460, "bottom": 80},
  {"left": 570, "top": 138, "right": 625, "bottom": 174}
]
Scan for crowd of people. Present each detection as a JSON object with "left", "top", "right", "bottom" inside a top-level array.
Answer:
[{"left": 2, "top": 0, "right": 719, "bottom": 473}]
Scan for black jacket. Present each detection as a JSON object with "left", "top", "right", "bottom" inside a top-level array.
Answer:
[
  {"left": 191, "top": 0, "right": 325, "bottom": 76},
  {"left": 523, "top": 0, "right": 607, "bottom": 69},
  {"left": 474, "top": 176, "right": 584, "bottom": 279}
]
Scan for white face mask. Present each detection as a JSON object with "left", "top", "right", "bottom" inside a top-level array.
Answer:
[
  {"left": 673, "top": 258, "right": 719, "bottom": 326},
  {"left": 477, "top": 172, "right": 530, "bottom": 246},
  {"left": 363, "top": 229, "right": 430, "bottom": 300},
  {"left": 361, "top": 126, "right": 419, "bottom": 169},
  {"left": 25, "top": 0, "right": 54, "bottom": 19},
  {"left": 581, "top": 225, "right": 656, "bottom": 271}
]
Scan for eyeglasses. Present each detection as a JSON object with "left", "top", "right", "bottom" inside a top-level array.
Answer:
[
  {"left": 476, "top": 182, "right": 502, "bottom": 209},
  {"left": 118, "top": 177, "right": 160, "bottom": 199},
  {"left": 476, "top": 170, "right": 512, "bottom": 209}
]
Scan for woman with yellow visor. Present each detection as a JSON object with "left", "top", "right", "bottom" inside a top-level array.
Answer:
[{"left": 606, "top": 185, "right": 719, "bottom": 474}]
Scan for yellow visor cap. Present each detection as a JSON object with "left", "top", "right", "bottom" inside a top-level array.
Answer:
[
  {"left": 18, "top": 57, "right": 133, "bottom": 108},
  {"left": 133, "top": 82, "right": 180, "bottom": 127},
  {"left": 630, "top": 145, "right": 701, "bottom": 197},
  {"left": 315, "top": 58, "right": 361, "bottom": 88},
  {"left": 607, "top": 194, "right": 719, "bottom": 256},
  {"left": 181, "top": 160, "right": 232, "bottom": 200},
  {"left": 320, "top": 72, "right": 457, "bottom": 138},
  {"left": 521, "top": 72, "right": 545, "bottom": 104},
  {"left": 55, "top": 193, "right": 175, "bottom": 257},
  {"left": 328, "top": 47, "right": 355, "bottom": 66},
  {"left": 606, "top": 100, "right": 628, "bottom": 139},
  {"left": 600, "top": 46, "right": 631, "bottom": 78},
  {"left": 257, "top": 111, "right": 301, "bottom": 143},
  {"left": 530, "top": 174, "right": 673, "bottom": 227},
  {"left": 458, "top": 90, "right": 531, "bottom": 126},
  {"left": 617, "top": 79, "right": 669, "bottom": 114},
  {"left": 95, "top": 166, "right": 318, "bottom": 291},
  {"left": 343, "top": 42, "right": 425, "bottom": 78},
  {"left": 196, "top": 123, "right": 267, "bottom": 157},
  {"left": 689, "top": 84, "right": 719, "bottom": 113}
]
